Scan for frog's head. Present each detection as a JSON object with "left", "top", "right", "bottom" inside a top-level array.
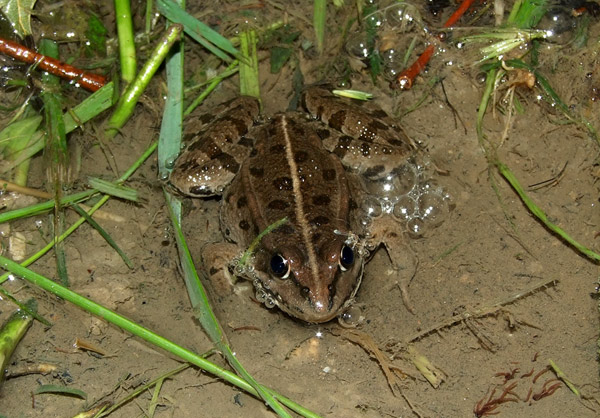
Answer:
[{"left": 251, "top": 234, "right": 364, "bottom": 323}]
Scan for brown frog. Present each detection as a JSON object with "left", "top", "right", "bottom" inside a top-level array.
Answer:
[{"left": 169, "top": 86, "right": 417, "bottom": 323}]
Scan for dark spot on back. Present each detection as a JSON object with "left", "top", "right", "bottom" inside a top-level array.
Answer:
[
  {"left": 370, "top": 119, "right": 389, "bottom": 130},
  {"left": 238, "top": 136, "right": 253, "bottom": 147},
  {"left": 334, "top": 135, "right": 353, "bottom": 158},
  {"left": 295, "top": 150, "right": 308, "bottom": 163},
  {"left": 316, "top": 128, "right": 331, "bottom": 140},
  {"left": 183, "top": 132, "right": 197, "bottom": 143},
  {"left": 349, "top": 198, "right": 358, "bottom": 210},
  {"left": 188, "top": 139, "right": 222, "bottom": 158},
  {"left": 268, "top": 199, "right": 290, "bottom": 210},
  {"left": 270, "top": 143, "right": 285, "bottom": 153},
  {"left": 312, "top": 232, "right": 322, "bottom": 243},
  {"left": 313, "top": 194, "right": 331, "bottom": 206},
  {"left": 278, "top": 224, "right": 295, "bottom": 235},
  {"left": 249, "top": 166, "right": 264, "bottom": 177},
  {"left": 328, "top": 110, "right": 347, "bottom": 130},
  {"left": 369, "top": 109, "right": 388, "bottom": 119},
  {"left": 323, "top": 169, "right": 337, "bottom": 181},
  {"left": 209, "top": 266, "right": 219, "bottom": 276},
  {"left": 249, "top": 148, "right": 258, "bottom": 157},
  {"left": 363, "top": 165, "right": 385, "bottom": 178},
  {"left": 360, "top": 142, "right": 371, "bottom": 157},
  {"left": 220, "top": 115, "right": 250, "bottom": 136},
  {"left": 273, "top": 176, "right": 293, "bottom": 191},
  {"left": 239, "top": 220, "right": 251, "bottom": 230},
  {"left": 175, "top": 160, "right": 199, "bottom": 173},
  {"left": 217, "top": 153, "right": 240, "bottom": 173},
  {"left": 199, "top": 113, "right": 214, "bottom": 125},
  {"left": 237, "top": 196, "right": 248, "bottom": 208},
  {"left": 311, "top": 216, "right": 330, "bottom": 226},
  {"left": 224, "top": 228, "right": 231, "bottom": 236}
]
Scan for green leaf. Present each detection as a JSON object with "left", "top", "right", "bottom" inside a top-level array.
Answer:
[
  {"left": 33, "top": 384, "right": 87, "bottom": 399},
  {"left": 0, "top": 0, "right": 37, "bottom": 38},
  {"left": 270, "top": 46, "right": 292, "bottom": 73},
  {"left": 87, "top": 177, "right": 138, "bottom": 202}
]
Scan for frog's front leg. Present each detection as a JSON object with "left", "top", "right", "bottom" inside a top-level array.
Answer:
[
  {"left": 367, "top": 226, "right": 418, "bottom": 313},
  {"left": 200, "top": 242, "right": 243, "bottom": 297}
]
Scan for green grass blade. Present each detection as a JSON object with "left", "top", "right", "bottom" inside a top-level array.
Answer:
[
  {"left": 106, "top": 24, "right": 183, "bottom": 138},
  {"left": 313, "top": 0, "right": 326, "bottom": 54},
  {"left": 70, "top": 203, "right": 134, "bottom": 269},
  {"left": 39, "top": 38, "right": 69, "bottom": 287},
  {"left": 87, "top": 177, "right": 138, "bottom": 202},
  {"left": 496, "top": 162, "right": 600, "bottom": 262},
  {"left": 114, "top": 0, "right": 137, "bottom": 83},
  {"left": 239, "top": 30, "right": 260, "bottom": 100},
  {"left": 183, "top": 60, "right": 239, "bottom": 116},
  {"left": 0, "top": 256, "right": 320, "bottom": 417},
  {"left": 164, "top": 191, "right": 292, "bottom": 418},
  {"left": 0, "top": 115, "right": 42, "bottom": 186},
  {"left": 156, "top": 0, "right": 240, "bottom": 61},
  {"left": 0, "top": 287, "right": 49, "bottom": 325},
  {"left": 63, "top": 82, "right": 116, "bottom": 133},
  {"left": 33, "top": 384, "right": 87, "bottom": 399},
  {"left": 0, "top": 141, "right": 158, "bottom": 286},
  {"left": 506, "top": 0, "right": 549, "bottom": 28},
  {"left": 0, "top": 299, "right": 35, "bottom": 382}
]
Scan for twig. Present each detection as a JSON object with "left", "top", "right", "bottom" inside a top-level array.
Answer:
[{"left": 0, "top": 38, "right": 107, "bottom": 92}]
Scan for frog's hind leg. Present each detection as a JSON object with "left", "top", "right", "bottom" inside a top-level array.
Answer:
[{"left": 169, "top": 96, "right": 260, "bottom": 197}]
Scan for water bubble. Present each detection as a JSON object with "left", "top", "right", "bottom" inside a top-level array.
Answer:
[
  {"left": 365, "top": 11, "right": 385, "bottom": 29},
  {"left": 406, "top": 217, "right": 424, "bottom": 237},
  {"left": 164, "top": 154, "right": 179, "bottom": 169},
  {"left": 384, "top": 3, "right": 420, "bottom": 32},
  {"left": 158, "top": 170, "right": 170, "bottom": 181},
  {"left": 361, "top": 196, "right": 383, "bottom": 218},
  {"left": 346, "top": 35, "right": 370, "bottom": 59},
  {"left": 417, "top": 191, "right": 448, "bottom": 227},
  {"left": 264, "top": 297, "right": 276, "bottom": 309},
  {"left": 338, "top": 305, "right": 365, "bottom": 328},
  {"left": 393, "top": 195, "right": 417, "bottom": 221}
]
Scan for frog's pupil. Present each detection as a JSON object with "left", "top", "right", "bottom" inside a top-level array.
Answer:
[
  {"left": 270, "top": 254, "right": 288, "bottom": 277},
  {"left": 340, "top": 245, "right": 354, "bottom": 268}
]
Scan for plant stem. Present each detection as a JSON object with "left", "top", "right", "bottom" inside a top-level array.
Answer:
[
  {"left": 106, "top": 24, "right": 183, "bottom": 138},
  {"left": 114, "top": 0, "right": 137, "bottom": 83}
]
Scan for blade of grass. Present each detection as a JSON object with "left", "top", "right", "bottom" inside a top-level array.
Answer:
[
  {"left": 87, "top": 177, "right": 138, "bottom": 202},
  {"left": 0, "top": 298, "right": 35, "bottom": 382},
  {"left": 106, "top": 24, "right": 183, "bottom": 138},
  {"left": 101, "top": 363, "right": 192, "bottom": 417},
  {"left": 114, "top": 0, "right": 137, "bottom": 83},
  {"left": 33, "top": 384, "right": 87, "bottom": 399},
  {"left": 506, "top": 0, "right": 548, "bottom": 28},
  {"left": 504, "top": 58, "right": 598, "bottom": 142},
  {"left": 0, "top": 140, "right": 158, "bottom": 286},
  {"left": 164, "top": 191, "right": 292, "bottom": 418},
  {"left": 183, "top": 60, "right": 239, "bottom": 117},
  {"left": 39, "top": 38, "right": 69, "bottom": 287},
  {"left": 70, "top": 203, "right": 133, "bottom": 269},
  {"left": 239, "top": 30, "right": 260, "bottom": 100},
  {"left": 0, "top": 256, "right": 321, "bottom": 418},
  {"left": 313, "top": 0, "right": 326, "bottom": 54},
  {"left": 156, "top": 0, "right": 240, "bottom": 62},
  {"left": 496, "top": 162, "right": 600, "bottom": 262}
]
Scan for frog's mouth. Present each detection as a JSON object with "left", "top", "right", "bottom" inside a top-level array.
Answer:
[{"left": 252, "top": 260, "right": 364, "bottom": 323}]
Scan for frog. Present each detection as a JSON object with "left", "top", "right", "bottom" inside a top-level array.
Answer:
[{"left": 169, "top": 86, "right": 418, "bottom": 323}]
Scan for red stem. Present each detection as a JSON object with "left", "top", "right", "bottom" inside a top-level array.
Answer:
[
  {"left": 393, "top": 0, "right": 478, "bottom": 89},
  {"left": 0, "top": 38, "right": 107, "bottom": 92}
]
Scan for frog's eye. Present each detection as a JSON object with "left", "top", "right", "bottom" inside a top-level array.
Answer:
[
  {"left": 339, "top": 245, "right": 355, "bottom": 271},
  {"left": 270, "top": 254, "right": 291, "bottom": 279}
]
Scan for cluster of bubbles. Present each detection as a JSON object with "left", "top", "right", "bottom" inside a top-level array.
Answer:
[
  {"left": 344, "top": 1, "right": 429, "bottom": 81},
  {"left": 358, "top": 157, "right": 452, "bottom": 237}
]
